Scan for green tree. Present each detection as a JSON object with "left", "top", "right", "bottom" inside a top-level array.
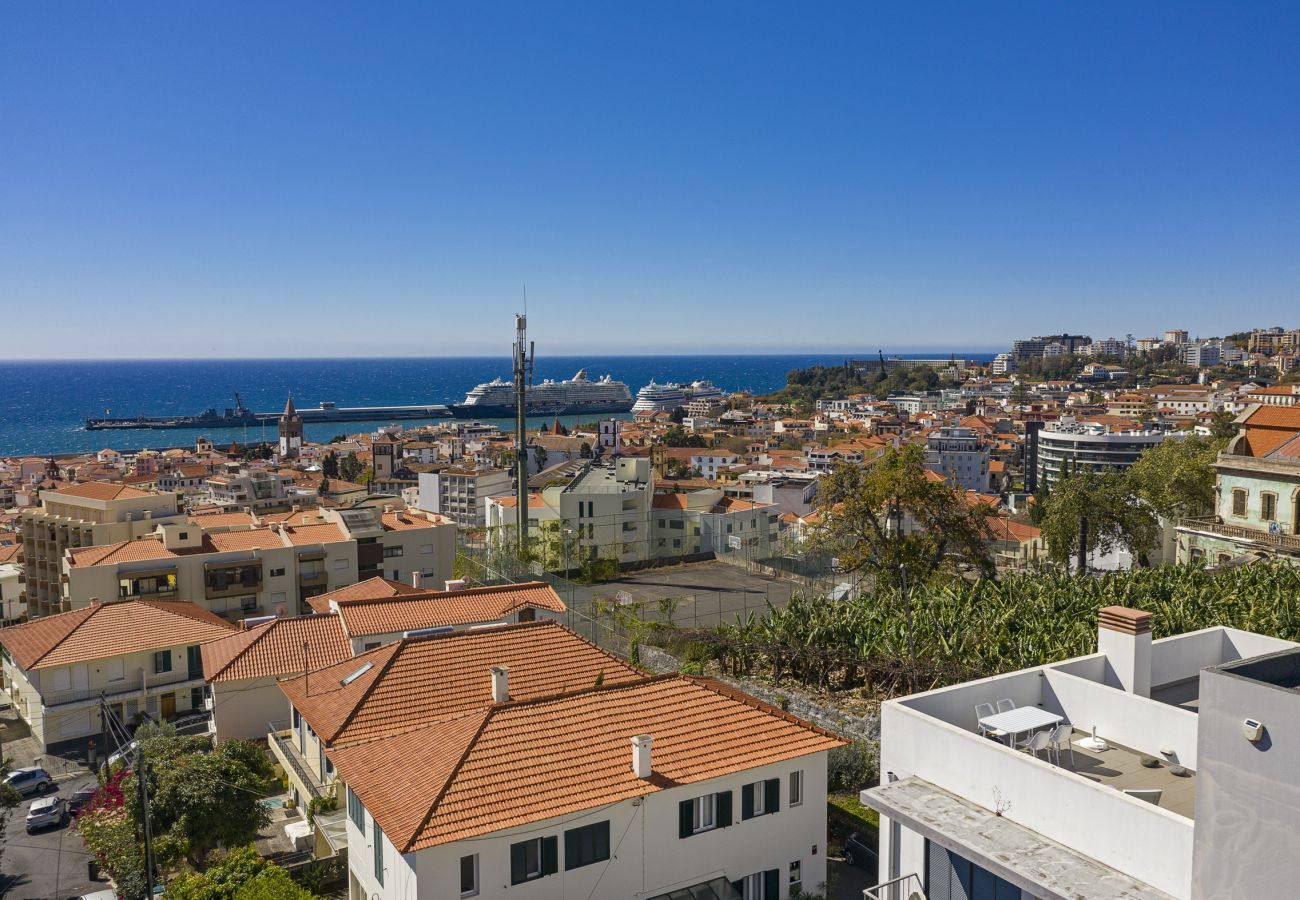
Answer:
[
  {"left": 320, "top": 451, "right": 339, "bottom": 480},
  {"left": 164, "top": 845, "right": 323, "bottom": 900},
  {"left": 579, "top": 441, "right": 594, "bottom": 458},
  {"left": 668, "top": 406, "right": 686, "bottom": 424},
  {"left": 0, "top": 760, "right": 21, "bottom": 870},
  {"left": 338, "top": 452, "right": 363, "bottom": 483},
  {"left": 1039, "top": 470, "right": 1158, "bottom": 569},
  {"left": 662, "top": 426, "right": 707, "bottom": 448},
  {"left": 1124, "top": 434, "right": 1225, "bottom": 520},
  {"left": 811, "top": 447, "right": 994, "bottom": 590},
  {"left": 1208, "top": 410, "right": 1239, "bottom": 440}
]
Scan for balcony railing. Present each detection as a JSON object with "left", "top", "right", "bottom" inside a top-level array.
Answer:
[
  {"left": 863, "top": 873, "right": 923, "bottom": 900},
  {"left": 1179, "top": 516, "right": 1300, "bottom": 551},
  {"left": 268, "top": 722, "right": 323, "bottom": 800}
]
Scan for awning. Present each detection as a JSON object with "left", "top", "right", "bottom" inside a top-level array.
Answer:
[
  {"left": 645, "top": 877, "right": 742, "bottom": 900},
  {"left": 862, "top": 777, "right": 1175, "bottom": 900}
]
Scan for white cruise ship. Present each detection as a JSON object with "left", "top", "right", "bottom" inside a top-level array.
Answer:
[
  {"left": 452, "top": 369, "right": 633, "bottom": 418},
  {"left": 632, "top": 379, "right": 727, "bottom": 413}
]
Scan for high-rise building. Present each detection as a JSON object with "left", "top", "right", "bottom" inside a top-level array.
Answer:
[{"left": 1165, "top": 329, "right": 1189, "bottom": 345}]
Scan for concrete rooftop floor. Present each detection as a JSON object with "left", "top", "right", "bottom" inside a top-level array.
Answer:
[{"left": 1045, "top": 730, "right": 1196, "bottom": 820}]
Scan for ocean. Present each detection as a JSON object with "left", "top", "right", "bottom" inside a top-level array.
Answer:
[{"left": 0, "top": 354, "right": 994, "bottom": 456}]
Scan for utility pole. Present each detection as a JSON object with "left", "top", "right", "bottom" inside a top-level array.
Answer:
[
  {"left": 513, "top": 312, "right": 534, "bottom": 554},
  {"left": 136, "top": 753, "right": 156, "bottom": 895},
  {"left": 899, "top": 563, "right": 917, "bottom": 692}
]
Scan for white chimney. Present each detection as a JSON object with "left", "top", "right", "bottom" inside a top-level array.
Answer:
[
  {"left": 411, "top": 571, "right": 422, "bottom": 589},
  {"left": 490, "top": 666, "right": 509, "bottom": 703},
  {"left": 1098, "top": 606, "right": 1153, "bottom": 697},
  {"left": 631, "top": 734, "right": 653, "bottom": 779},
  {"left": 445, "top": 578, "right": 467, "bottom": 592}
]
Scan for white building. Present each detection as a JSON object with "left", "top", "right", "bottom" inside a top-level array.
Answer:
[
  {"left": 417, "top": 467, "right": 513, "bottom": 529},
  {"left": 862, "top": 606, "right": 1300, "bottom": 900},
  {"left": 1034, "top": 419, "right": 1171, "bottom": 489},
  {"left": 924, "top": 427, "right": 991, "bottom": 493},
  {"left": 274, "top": 620, "right": 843, "bottom": 900},
  {"left": 990, "top": 353, "right": 1015, "bottom": 375}
]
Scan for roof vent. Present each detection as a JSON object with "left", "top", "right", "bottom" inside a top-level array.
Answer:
[
  {"left": 632, "top": 734, "right": 653, "bottom": 778},
  {"left": 340, "top": 661, "right": 374, "bottom": 687}
]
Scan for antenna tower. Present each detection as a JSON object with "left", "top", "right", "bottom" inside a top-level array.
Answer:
[{"left": 513, "top": 311, "right": 535, "bottom": 552}]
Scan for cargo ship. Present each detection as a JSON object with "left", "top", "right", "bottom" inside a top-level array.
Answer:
[
  {"left": 451, "top": 368, "right": 633, "bottom": 417},
  {"left": 84, "top": 393, "right": 451, "bottom": 431}
]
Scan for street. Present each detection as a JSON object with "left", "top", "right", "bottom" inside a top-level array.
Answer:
[{"left": 1, "top": 773, "right": 99, "bottom": 900}]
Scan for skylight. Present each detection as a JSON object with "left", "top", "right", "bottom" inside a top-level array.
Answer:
[{"left": 340, "top": 661, "right": 374, "bottom": 686}]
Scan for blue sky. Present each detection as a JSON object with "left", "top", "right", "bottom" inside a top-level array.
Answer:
[{"left": 2, "top": 3, "right": 1297, "bottom": 358}]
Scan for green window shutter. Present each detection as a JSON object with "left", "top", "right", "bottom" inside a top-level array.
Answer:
[
  {"left": 763, "top": 868, "right": 779, "bottom": 899},
  {"left": 542, "top": 835, "right": 559, "bottom": 876},
  {"left": 511, "top": 842, "right": 528, "bottom": 885},
  {"left": 679, "top": 799, "right": 693, "bottom": 838},
  {"left": 717, "top": 790, "right": 733, "bottom": 827},
  {"left": 765, "top": 778, "right": 780, "bottom": 814},
  {"left": 741, "top": 783, "right": 754, "bottom": 820}
]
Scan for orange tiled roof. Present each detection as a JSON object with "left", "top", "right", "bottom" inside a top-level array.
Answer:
[
  {"left": 280, "top": 620, "right": 641, "bottom": 747},
  {"left": 1238, "top": 405, "right": 1300, "bottom": 457},
  {"left": 0, "top": 599, "right": 234, "bottom": 670},
  {"left": 282, "top": 522, "right": 347, "bottom": 546},
  {"left": 49, "top": 482, "right": 153, "bottom": 501},
  {"left": 202, "top": 614, "right": 351, "bottom": 683},
  {"left": 335, "top": 583, "right": 567, "bottom": 636},
  {"left": 381, "top": 510, "right": 448, "bottom": 530},
  {"left": 330, "top": 673, "right": 845, "bottom": 852},
  {"left": 306, "top": 577, "right": 424, "bottom": 612}
]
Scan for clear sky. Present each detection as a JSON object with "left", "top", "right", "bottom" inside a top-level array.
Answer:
[{"left": 2, "top": 2, "right": 1297, "bottom": 358}]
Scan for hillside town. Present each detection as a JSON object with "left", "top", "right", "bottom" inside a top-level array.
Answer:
[{"left": 1, "top": 324, "right": 1300, "bottom": 899}]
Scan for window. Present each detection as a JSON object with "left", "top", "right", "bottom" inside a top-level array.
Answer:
[
  {"left": 383, "top": 545, "right": 403, "bottom": 558},
  {"left": 460, "top": 854, "right": 479, "bottom": 896},
  {"left": 734, "top": 870, "right": 779, "bottom": 900},
  {"left": 1262, "top": 492, "right": 1278, "bottom": 522},
  {"left": 564, "top": 821, "right": 610, "bottom": 870},
  {"left": 789, "top": 770, "right": 803, "bottom": 806},
  {"left": 789, "top": 860, "right": 802, "bottom": 894},
  {"left": 178, "top": 531, "right": 189, "bottom": 540},
  {"left": 925, "top": 840, "right": 1020, "bottom": 900},
  {"left": 1232, "top": 488, "right": 1248, "bottom": 517},
  {"left": 153, "top": 651, "right": 173, "bottom": 674},
  {"left": 509, "top": 836, "right": 558, "bottom": 884},
  {"left": 269, "top": 567, "right": 285, "bottom": 577},
  {"left": 742, "top": 778, "right": 779, "bottom": 819},
  {"left": 679, "top": 791, "right": 732, "bottom": 837},
  {"left": 373, "top": 818, "right": 384, "bottom": 885},
  {"left": 347, "top": 786, "right": 364, "bottom": 829},
  {"left": 191, "top": 687, "right": 204, "bottom": 711}
]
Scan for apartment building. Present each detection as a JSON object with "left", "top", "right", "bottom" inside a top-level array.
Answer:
[
  {"left": 747, "top": 473, "right": 821, "bottom": 518},
  {"left": 862, "top": 607, "right": 1298, "bottom": 900},
  {"left": 417, "top": 466, "right": 513, "bottom": 528},
  {"left": 691, "top": 451, "right": 740, "bottom": 480},
  {"left": 651, "top": 492, "right": 779, "bottom": 560},
  {"left": 270, "top": 620, "right": 842, "bottom": 900},
  {"left": 488, "top": 458, "right": 655, "bottom": 565},
  {"left": 1182, "top": 341, "right": 1221, "bottom": 368},
  {"left": 0, "top": 598, "right": 235, "bottom": 753},
  {"left": 18, "top": 482, "right": 186, "bottom": 617},
  {"left": 924, "top": 426, "right": 991, "bottom": 493},
  {"left": 1176, "top": 405, "right": 1300, "bottom": 565},
  {"left": 61, "top": 506, "right": 455, "bottom": 620},
  {"left": 1033, "top": 419, "right": 1170, "bottom": 489},
  {"left": 0, "top": 543, "right": 25, "bottom": 623},
  {"left": 204, "top": 468, "right": 303, "bottom": 512}
]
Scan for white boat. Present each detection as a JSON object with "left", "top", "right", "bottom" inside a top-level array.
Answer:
[{"left": 453, "top": 369, "right": 633, "bottom": 417}]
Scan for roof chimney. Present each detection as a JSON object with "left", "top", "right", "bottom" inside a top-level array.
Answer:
[
  {"left": 490, "top": 666, "right": 509, "bottom": 703},
  {"left": 632, "top": 734, "right": 653, "bottom": 779},
  {"left": 411, "top": 571, "right": 422, "bottom": 589},
  {"left": 445, "top": 578, "right": 466, "bottom": 592},
  {"left": 1098, "top": 606, "right": 1153, "bottom": 697}
]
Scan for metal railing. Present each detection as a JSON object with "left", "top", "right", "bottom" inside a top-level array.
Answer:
[
  {"left": 42, "top": 669, "right": 203, "bottom": 708},
  {"left": 1179, "top": 516, "right": 1300, "bottom": 551},
  {"left": 268, "top": 721, "right": 323, "bottom": 799},
  {"left": 863, "top": 873, "right": 924, "bottom": 900}
]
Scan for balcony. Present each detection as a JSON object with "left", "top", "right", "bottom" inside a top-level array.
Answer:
[
  {"left": 42, "top": 668, "right": 204, "bottom": 708},
  {"left": 1178, "top": 516, "right": 1300, "bottom": 552},
  {"left": 268, "top": 722, "right": 324, "bottom": 800},
  {"left": 205, "top": 563, "right": 263, "bottom": 599}
]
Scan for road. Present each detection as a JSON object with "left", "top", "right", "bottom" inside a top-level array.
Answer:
[{"left": 1, "top": 773, "right": 100, "bottom": 900}]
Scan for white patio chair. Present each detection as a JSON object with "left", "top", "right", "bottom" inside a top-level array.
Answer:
[
  {"left": 1015, "top": 729, "right": 1053, "bottom": 760},
  {"left": 996, "top": 698, "right": 1016, "bottom": 714},
  {"left": 1048, "top": 723, "right": 1076, "bottom": 768},
  {"left": 974, "top": 702, "right": 1003, "bottom": 738}
]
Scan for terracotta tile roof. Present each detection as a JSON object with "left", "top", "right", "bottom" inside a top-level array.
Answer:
[
  {"left": 280, "top": 620, "right": 641, "bottom": 747},
  {"left": 381, "top": 510, "right": 448, "bottom": 530},
  {"left": 335, "top": 583, "right": 567, "bottom": 636},
  {"left": 206, "top": 530, "right": 288, "bottom": 552},
  {"left": 651, "top": 494, "right": 691, "bottom": 510},
  {"left": 67, "top": 537, "right": 186, "bottom": 568},
  {"left": 0, "top": 599, "right": 235, "bottom": 670},
  {"left": 50, "top": 482, "right": 153, "bottom": 501},
  {"left": 202, "top": 614, "right": 351, "bottom": 683},
  {"left": 187, "top": 512, "right": 258, "bottom": 528},
  {"left": 1239, "top": 405, "right": 1300, "bottom": 457},
  {"left": 306, "top": 577, "right": 424, "bottom": 612},
  {"left": 331, "top": 674, "right": 845, "bottom": 852},
  {"left": 282, "top": 522, "right": 347, "bottom": 546},
  {"left": 0, "top": 543, "right": 22, "bottom": 564}
]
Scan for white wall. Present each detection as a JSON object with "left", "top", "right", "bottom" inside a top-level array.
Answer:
[
  {"left": 876, "top": 702, "right": 1194, "bottom": 899},
  {"left": 211, "top": 677, "right": 290, "bottom": 743},
  {"left": 351, "top": 753, "right": 831, "bottom": 900}
]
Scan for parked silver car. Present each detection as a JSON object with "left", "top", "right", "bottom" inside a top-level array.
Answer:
[
  {"left": 25, "top": 795, "right": 67, "bottom": 832},
  {"left": 4, "top": 766, "right": 53, "bottom": 796}
]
